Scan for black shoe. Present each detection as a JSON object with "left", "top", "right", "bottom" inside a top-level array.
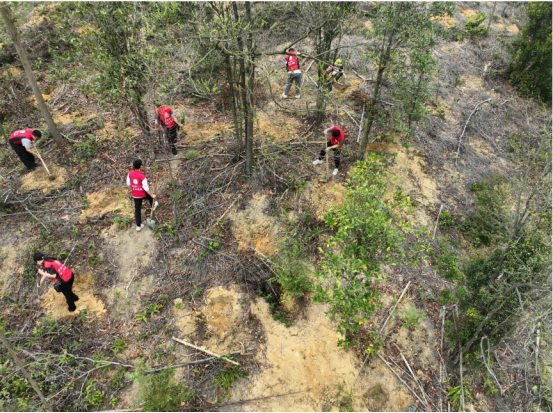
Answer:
[
  {"left": 73, "top": 295, "right": 79, "bottom": 302},
  {"left": 68, "top": 306, "right": 76, "bottom": 312}
]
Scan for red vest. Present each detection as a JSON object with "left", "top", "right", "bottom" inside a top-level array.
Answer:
[
  {"left": 286, "top": 52, "right": 299, "bottom": 72},
  {"left": 9, "top": 130, "right": 34, "bottom": 145},
  {"left": 156, "top": 106, "right": 175, "bottom": 129},
  {"left": 129, "top": 170, "right": 147, "bottom": 198},
  {"left": 330, "top": 126, "right": 345, "bottom": 149},
  {"left": 44, "top": 260, "right": 73, "bottom": 282}
]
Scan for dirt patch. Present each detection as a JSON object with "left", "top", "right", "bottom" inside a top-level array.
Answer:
[
  {"left": 305, "top": 181, "right": 347, "bottom": 220},
  {"left": 95, "top": 122, "right": 140, "bottom": 141},
  {"left": 427, "top": 96, "right": 455, "bottom": 123},
  {"left": 227, "top": 193, "right": 279, "bottom": 256},
  {"left": 0, "top": 246, "right": 21, "bottom": 294},
  {"left": 1, "top": 67, "right": 21, "bottom": 77},
  {"left": 174, "top": 305, "right": 199, "bottom": 339},
  {"left": 80, "top": 187, "right": 133, "bottom": 221},
  {"left": 460, "top": 8, "right": 478, "bottom": 19},
  {"left": 20, "top": 165, "right": 68, "bottom": 193},
  {"left": 363, "top": 20, "right": 373, "bottom": 31},
  {"left": 29, "top": 93, "right": 52, "bottom": 106},
  {"left": 504, "top": 23, "right": 519, "bottom": 33},
  {"left": 469, "top": 135, "right": 495, "bottom": 159},
  {"left": 184, "top": 122, "right": 232, "bottom": 143},
  {"left": 432, "top": 13, "right": 457, "bottom": 29},
  {"left": 334, "top": 78, "right": 363, "bottom": 101},
  {"left": 231, "top": 298, "right": 415, "bottom": 411},
  {"left": 256, "top": 110, "right": 301, "bottom": 142},
  {"left": 365, "top": 384, "right": 389, "bottom": 411},
  {"left": 101, "top": 224, "right": 156, "bottom": 314},
  {"left": 200, "top": 286, "right": 249, "bottom": 354},
  {"left": 39, "top": 273, "right": 107, "bottom": 319},
  {"left": 460, "top": 74, "right": 485, "bottom": 91},
  {"left": 53, "top": 111, "right": 96, "bottom": 125}
]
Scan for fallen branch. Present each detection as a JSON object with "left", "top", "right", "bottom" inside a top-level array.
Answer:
[
  {"left": 455, "top": 98, "right": 491, "bottom": 164},
  {"left": 172, "top": 337, "right": 240, "bottom": 366},
  {"left": 433, "top": 204, "right": 444, "bottom": 239},
  {"left": 480, "top": 336, "right": 503, "bottom": 395},
  {"left": 400, "top": 351, "right": 430, "bottom": 406},
  {"left": 377, "top": 352, "right": 427, "bottom": 408},
  {"left": 0, "top": 205, "right": 85, "bottom": 216},
  {"left": 354, "top": 281, "right": 411, "bottom": 383},
  {"left": 357, "top": 104, "right": 365, "bottom": 143}
]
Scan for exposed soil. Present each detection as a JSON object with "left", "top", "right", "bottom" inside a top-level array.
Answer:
[
  {"left": 256, "top": 110, "right": 302, "bottom": 142},
  {"left": 0, "top": 245, "right": 22, "bottom": 294},
  {"left": 80, "top": 187, "right": 133, "bottom": 221},
  {"left": 305, "top": 181, "right": 347, "bottom": 220},
  {"left": 227, "top": 193, "right": 280, "bottom": 256},
  {"left": 39, "top": 272, "right": 107, "bottom": 319},
  {"left": 101, "top": 224, "right": 156, "bottom": 314},
  {"left": 20, "top": 164, "right": 68, "bottom": 192},
  {"left": 432, "top": 13, "right": 457, "bottom": 29},
  {"left": 201, "top": 286, "right": 250, "bottom": 354}
]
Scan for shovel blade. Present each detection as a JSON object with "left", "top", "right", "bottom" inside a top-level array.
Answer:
[{"left": 146, "top": 218, "right": 155, "bottom": 230}]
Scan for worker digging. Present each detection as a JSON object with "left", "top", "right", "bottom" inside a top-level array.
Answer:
[
  {"left": 282, "top": 47, "right": 302, "bottom": 99},
  {"left": 8, "top": 129, "right": 42, "bottom": 173},
  {"left": 34, "top": 252, "right": 79, "bottom": 313},
  {"left": 313, "top": 125, "right": 345, "bottom": 176},
  {"left": 127, "top": 158, "right": 158, "bottom": 232},
  {"left": 154, "top": 100, "right": 184, "bottom": 156}
]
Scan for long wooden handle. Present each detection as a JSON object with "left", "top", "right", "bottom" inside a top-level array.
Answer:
[
  {"left": 35, "top": 150, "right": 51, "bottom": 176},
  {"left": 172, "top": 336, "right": 240, "bottom": 366},
  {"left": 326, "top": 147, "right": 329, "bottom": 177}
]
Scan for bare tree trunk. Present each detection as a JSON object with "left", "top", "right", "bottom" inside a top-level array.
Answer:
[
  {"left": 226, "top": 55, "right": 242, "bottom": 152},
  {"left": 244, "top": 1, "right": 255, "bottom": 175},
  {"left": 0, "top": 329, "right": 53, "bottom": 411},
  {"left": 357, "top": 65, "right": 385, "bottom": 159},
  {"left": 487, "top": 2, "right": 497, "bottom": 34},
  {"left": 0, "top": 4, "right": 64, "bottom": 148}
]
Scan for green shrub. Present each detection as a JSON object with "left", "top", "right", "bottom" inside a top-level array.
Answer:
[
  {"left": 429, "top": 237, "right": 463, "bottom": 281},
  {"left": 438, "top": 209, "right": 456, "bottom": 228},
  {"left": 213, "top": 364, "right": 247, "bottom": 397},
  {"left": 507, "top": 2, "right": 552, "bottom": 102},
  {"left": 461, "top": 173, "right": 510, "bottom": 247},
  {"left": 141, "top": 369, "right": 195, "bottom": 412},
  {"left": 464, "top": 12, "right": 487, "bottom": 36},
  {"left": 73, "top": 134, "right": 99, "bottom": 162},
  {"left": 401, "top": 307, "right": 427, "bottom": 329}
]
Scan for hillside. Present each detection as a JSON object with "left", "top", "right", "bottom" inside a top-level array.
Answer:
[{"left": 0, "top": 2, "right": 551, "bottom": 412}]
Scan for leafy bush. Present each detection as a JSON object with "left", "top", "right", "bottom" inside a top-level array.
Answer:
[
  {"left": 507, "top": 2, "right": 552, "bottom": 102},
  {"left": 464, "top": 12, "right": 487, "bottom": 36},
  {"left": 438, "top": 209, "right": 456, "bottom": 228},
  {"left": 139, "top": 368, "right": 195, "bottom": 412},
  {"left": 461, "top": 173, "right": 510, "bottom": 247},
  {"left": 401, "top": 307, "right": 427, "bottom": 329},
  {"left": 73, "top": 134, "right": 100, "bottom": 162},
  {"left": 213, "top": 364, "right": 247, "bottom": 394},
  {"left": 429, "top": 237, "right": 463, "bottom": 281},
  {"left": 314, "top": 156, "right": 426, "bottom": 345}
]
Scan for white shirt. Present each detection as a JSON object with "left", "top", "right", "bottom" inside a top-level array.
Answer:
[
  {"left": 126, "top": 173, "right": 149, "bottom": 191},
  {"left": 21, "top": 138, "right": 32, "bottom": 149}
]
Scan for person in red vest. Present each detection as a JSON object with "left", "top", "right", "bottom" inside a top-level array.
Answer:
[
  {"left": 9, "top": 129, "right": 42, "bottom": 171},
  {"left": 312, "top": 125, "right": 345, "bottom": 176},
  {"left": 34, "top": 252, "right": 79, "bottom": 313},
  {"left": 154, "top": 101, "right": 183, "bottom": 156},
  {"left": 127, "top": 159, "right": 158, "bottom": 231},
  {"left": 282, "top": 48, "right": 302, "bottom": 99}
]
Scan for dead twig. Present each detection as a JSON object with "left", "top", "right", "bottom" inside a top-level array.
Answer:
[
  {"left": 433, "top": 204, "right": 444, "bottom": 239},
  {"left": 172, "top": 336, "right": 240, "bottom": 366},
  {"left": 455, "top": 98, "right": 492, "bottom": 164},
  {"left": 377, "top": 352, "right": 427, "bottom": 408}
]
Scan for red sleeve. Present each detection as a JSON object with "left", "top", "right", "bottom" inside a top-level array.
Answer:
[{"left": 25, "top": 130, "right": 34, "bottom": 139}]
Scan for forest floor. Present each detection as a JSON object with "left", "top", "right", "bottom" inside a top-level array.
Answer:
[{"left": 0, "top": 2, "right": 549, "bottom": 412}]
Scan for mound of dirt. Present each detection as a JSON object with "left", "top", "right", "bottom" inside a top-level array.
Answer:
[
  {"left": 305, "top": 181, "right": 347, "bottom": 220},
  {"left": 183, "top": 122, "right": 232, "bottom": 143},
  {"left": 80, "top": 187, "right": 133, "bottom": 221},
  {"left": 256, "top": 110, "right": 301, "bottom": 142},
  {"left": 231, "top": 298, "right": 414, "bottom": 411},
  {"left": 200, "top": 286, "right": 249, "bottom": 354},
  {"left": 39, "top": 273, "right": 106, "bottom": 319},
  {"left": 432, "top": 13, "right": 457, "bottom": 28},
  {"left": 20, "top": 164, "right": 68, "bottom": 192},
  {"left": 363, "top": 20, "right": 373, "bottom": 31},
  {"left": 101, "top": 223, "right": 156, "bottom": 314},
  {"left": 1, "top": 67, "right": 21, "bottom": 77},
  {"left": 227, "top": 193, "right": 279, "bottom": 256}
]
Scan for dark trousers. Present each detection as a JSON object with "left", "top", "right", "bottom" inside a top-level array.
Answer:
[
  {"left": 165, "top": 125, "right": 179, "bottom": 155},
  {"left": 319, "top": 140, "right": 341, "bottom": 169},
  {"left": 9, "top": 140, "right": 36, "bottom": 170},
  {"left": 134, "top": 194, "right": 153, "bottom": 226},
  {"left": 59, "top": 276, "right": 79, "bottom": 312}
]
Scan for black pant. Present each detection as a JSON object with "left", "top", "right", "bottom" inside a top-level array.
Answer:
[
  {"left": 9, "top": 140, "right": 36, "bottom": 171},
  {"left": 319, "top": 140, "right": 341, "bottom": 169},
  {"left": 134, "top": 194, "right": 153, "bottom": 226},
  {"left": 165, "top": 125, "right": 179, "bottom": 155},
  {"left": 59, "top": 276, "right": 79, "bottom": 312}
]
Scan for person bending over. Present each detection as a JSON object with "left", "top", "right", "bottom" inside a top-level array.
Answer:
[{"left": 35, "top": 252, "right": 79, "bottom": 313}]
